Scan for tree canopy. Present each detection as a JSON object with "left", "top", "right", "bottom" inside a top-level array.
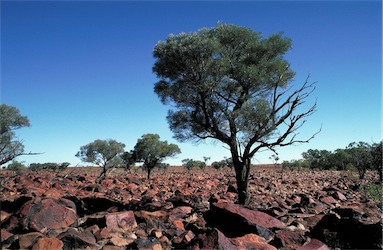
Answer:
[
  {"left": 153, "top": 23, "right": 318, "bottom": 204},
  {"left": 0, "top": 104, "right": 32, "bottom": 166},
  {"left": 76, "top": 139, "right": 125, "bottom": 181},
  {"left": 129, "top": 133, "right": 181, "bottom": 179}
]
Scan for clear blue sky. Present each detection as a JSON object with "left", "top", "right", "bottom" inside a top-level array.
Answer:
[{"left": 1, "top": 1, "right": 381, "bottom": 166}]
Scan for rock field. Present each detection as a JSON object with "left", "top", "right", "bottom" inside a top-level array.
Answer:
[{"left": 1, "top": 166, "right": 381, "bottom": 249}]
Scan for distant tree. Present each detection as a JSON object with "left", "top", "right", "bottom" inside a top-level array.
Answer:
[
  {"left": 302, "top": 149, "right": 332, "bottom": 169},
  {"left": 371, "top": 141, "right": 382, "bottom": 182},
  {"left": 131, "top": 133, "right": 181, "bottom": 179},
  {"left": 203, "top": 156, "right": 211, "bottom": 165},
  {"left": 211, "top": 157, "right": 233, "bottom": 169},
  {"left": 269, "top": 154, "right": 280, "bottom": 164},
  {"left": 346, "top": 141, "right": 373, "bottom": 180},
  {"left": 6, "top": 160, "right": 26, "bottom": 171},
  {"left": 76, "top": 139, "right": 125, "bottom": 181},
  {"left": 182, "top": 158, "right": 206, "bottom": 171},
  {"left": 28, "top": 162, "right": 70, "bottom": 172},
  {"left": 0, "top": 104, "right": 38, "bottom": 166},
  {"left": 153, "top": 23, "right": 318, "bottom": 204}
]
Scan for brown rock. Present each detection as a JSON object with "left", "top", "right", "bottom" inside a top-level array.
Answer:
[
  {"left": 168, "top": 206, "right": 193, "bottom": 222},
  {"left": 274, "top": 229, "right": 306, "bottom": 249},
  {"left": 106, "top": 211, "right": 137, "bottom": 233},
  {"left": 31, "top": 237, "right": 64, "bottom": 250},
  {"left": 320, "top": 196, "right": 337, "bottom": 205},
  {"left": 230, "top": 233, "right": 277, "bottom": 250},
  {"left": 58, "top": 227, "right": 97, "bottom": 248},
  {"left": 1, "top": 229, "right": 13, "bottom": 243},
  {"left": 20, "top": 198, "right": 77, "bottom": 232},
  {"left": 135, "top": 238, "right": 163, "bottom": 250},
  {"left": 94, "top": 227, "right": 112, "bottom": 240},
  {"left": 297, "top": 238, "right": 330, "bottom": 250},
  {"left": 18, "top": 232, "right": 44, "bottom": 249},
  {"left": 213, "top": 202, "right": 286, "bottom": 229},
  {"left": 0, "top": 211, "right": 11, "bottom": 222}
]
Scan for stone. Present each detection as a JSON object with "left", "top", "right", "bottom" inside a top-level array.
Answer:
[
  {"left": 31, "top": 237, "right": 64, "bottom": 250},
  {"left": 135, "top": 237, "right": 162, "bottom": 250},
  {"left": 94, "top": 227, "right": 112, "bottom": 240},
  {"left": 0, "top": 211, "right": 11, "bottom": 222},
  {"left": 1, "top": 229, "right": 13, "bottom": 243},
  {"left": 320, "top": 196, "right": 337, "bottom": 205},
  {"left": 58, "top": 227, "right": 97, "bottom": 249},
  {"left": 20, "top": 198, "right": 77, "bottom": 232},
  {"left": 297, "top": 238, "right": 330, "bottom": 250},
  {"left": 207, "top": 202, "right": 285, "bottom": 240},
  {"left": 106, "top": 211, "right": 137, "bottom": 233},
  {"left": 230, "top": 233, "right": 277, "bottom": 250},
  {"left": 168, "top": 206, "right": 193, "bottom": 222},
  {"left": 273, "top": 230, "right": 306, "bottom": 249},
  {"left": 18, "top": 232, "right": 44, "bottom": 249}
]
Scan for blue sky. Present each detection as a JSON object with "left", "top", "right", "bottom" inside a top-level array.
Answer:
[{"left": 1, "top": 1, "right": 381, "bottom": 166}]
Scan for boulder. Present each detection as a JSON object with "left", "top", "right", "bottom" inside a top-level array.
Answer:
[
  {"left": 18, "top": 232, "right": 44, "bottom": 249},
  {"left": 206, "top": 202, "right": 285, "bottom": 240},
  {"left": 230, "top": 233, "right": 277, "bottom": 250},
  {"left": 106, "top": 211, "right": 137, "bottom": 233},
  {"left": 20, "top": 198, "right": 77, "bottom": 232},
  {"left": 297, "top": 238, "right": 330, "bottom": 250},
  {"left": 31, "top": 237, "right": 64, "bottom": 250},
  {"left": 58, "top": 227, "right": 98, "bottom": 249}
]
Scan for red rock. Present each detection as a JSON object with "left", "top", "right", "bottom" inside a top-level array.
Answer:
[
  {"left": 297, "top": 238, "right": 330, "bottom": 250},
  {"left": 172, "top": 218, "right": 185, "bottom": 230},
  {"left": 320, "top": 196, "right": 337, "bottom": 205},
  {"left": 1, "top": 229, "right": 13, "bottom": 243},
  {"left": 275, "top": 230, "right": 306, "bottom": 248},
  {"left": 58, "top": 227, "right": 97, "bottom": 248},
  {"left": 31, "top": 237, "right": 64, "bottom": 250},
  {"left": 230, "top": 233, "right": 277, "bottom": 250},
  {"left": 94, "top": 227, "right": 112, "bottom": 240},
  {"left": 20, "top": 198, "right": 77, "bottom": 232},
  {"left": 106, "top": 211, "right": 137, "bottom": 233},
  {"left": 0, "top": 211, "right": 11, "bottom": 222},
  {"left": 212, "top": 202, "right": 286, "bottom": 229},
  {"left": 168, "top": 206, "right": 193, "bottom": 222},
  {"left": 135, "top": 238, "right": 163, "bottom": 250},
  {"left": 333, "top": 191, "right": 347, "bottom": 201},
  {"left": 18, "top": 232, "right": 44, "bottom": 249},
  {"left": 110, "top": 234, "right": 136, "bottom": 247}
]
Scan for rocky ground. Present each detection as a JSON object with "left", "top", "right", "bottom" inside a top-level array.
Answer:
[{"left": 0, "top": 166, "right": 382, "bottom": 249}]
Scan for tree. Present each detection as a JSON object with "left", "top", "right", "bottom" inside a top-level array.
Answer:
[
  {"left": 346, "top": 141, "right": 373, "bottom": 180},
  {"left": 0, "top": 104, "right": 37, "bottom": 166},
  {"left": 76, "top": 139, "right": 125, "bottom": 181},
  {"left": 153, "top": 23, "right": 318, "bottom": 204},
  {"left": 182, "top": 158, "right": 206, "bottom": 171},
  {"left": 371, "top": 141, "right": 382, "bottom": 183},
  {"left": 131, "top": 133, "right": 180, "bottom": 179}
]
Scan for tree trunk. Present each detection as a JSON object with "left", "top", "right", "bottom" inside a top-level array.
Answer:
[
  {"left": 233, "top": 157, "right": 251, "bottom": 205},
  {"left": 147, "top": 166, "right": 151, "bottom": 180}
]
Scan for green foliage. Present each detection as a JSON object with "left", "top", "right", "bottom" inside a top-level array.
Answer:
[
  {"left": 131, "top": 133, "right": 181, "bottom": 179},
  {"left": 299, "top": 141, "right": 382, "bottom": 181},
  {"left": 282, "top": 159, "right": 309, "bottom": 170},
  {"left": 76, "top": 139, "right": 125, "bottom": 168},
  {"left": 211, "top": 157, "right": 233, "bottom": 169},
  {"left": 6, "top": 160, "right": 26, "bottom": 171},
  {"left": 360, "top": 183, "right": 382, "bottom": 205},
  {"left": 0, "top": 104, "right": 30, "bottom": 166},
  {"left": 153, "top": 23, "right": 317, "bottom": 204},
  {"left": 182, "top": 158, "right": 206, "bottom": 170},
  {"left": 29, "top": 162, "right": 70, "bottom": 171}
]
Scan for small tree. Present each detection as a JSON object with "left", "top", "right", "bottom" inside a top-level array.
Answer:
[
  {"left": 76, "top": 139, "right": 125, "bottom": 181},
  {"left": 153, "top": 23, "right": 318, "bottom": 204},
  {"left": 371, "top": 141, "right": 382, "bottom": 183},
  {"left": 182, "top": 158, "right": 206, "bottom": 171},
  {"left": 346, "top": 141, "right": 373, "bottom": 180},
  {"left": 0, "top": 104, "right": 38, "bottom": 166},
  {"left": 131, "top": 133, "right": 180, "bottom": 179}
]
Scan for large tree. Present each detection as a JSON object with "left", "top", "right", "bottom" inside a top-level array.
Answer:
[
  {"left": 0, "top": 104, "right": 34, "bottom": 166},
  {"left": 153, "top": 23, "right": 318, "bottom": 204},
  {"left": 128, "top": 133, "right": 181, "bottom": 179},
  {"left": 76, "top": 139, "right": 125, "bottom": 181}
]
